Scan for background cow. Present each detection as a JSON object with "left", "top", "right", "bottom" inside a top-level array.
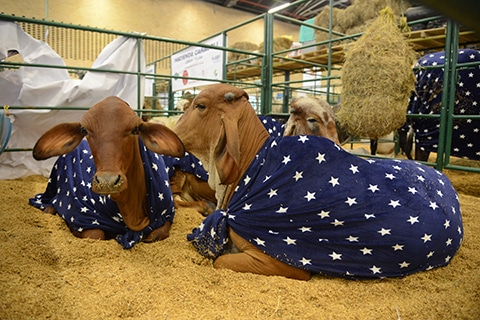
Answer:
[
  {"left": 30, "top": 96, "right": 185, "bottom": 248},
  {"left": 283, "top": 96, "right": 340, "bottom": 144},
  {"left": 174, "top": 83, "right": 463, "bottom": 280},
  {"left": 399, "top": 49, "right": 480, "bottom": 161},
  {"left": 285, "top": 97, "right": 395, "bottom": 155}
]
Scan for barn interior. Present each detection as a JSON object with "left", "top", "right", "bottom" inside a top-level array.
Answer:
[{"left": 1, "top": 0, "right": 479, "bottom": 319}]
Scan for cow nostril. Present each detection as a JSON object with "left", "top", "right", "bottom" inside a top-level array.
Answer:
[{"left": 114, "top": 175, "right": 122, "bottom": 186}]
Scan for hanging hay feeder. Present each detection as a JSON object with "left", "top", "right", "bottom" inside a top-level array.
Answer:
[{"left": 336, "top": 6, "right": 418, "bottom": 139}]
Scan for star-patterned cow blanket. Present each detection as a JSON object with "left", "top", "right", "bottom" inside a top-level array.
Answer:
[
  {"left": 259, "top": 115, "right": 285, "bottom": 137},
  {"left": 402, "top": 49, "right": 480, "bottom": 160},
  {"left": 29, "top": 139, "right": 175, "bottom": 249},
  {"left": 187, "top": 135, "right": 463, "bottom": 279},
  {"left": 163, "top": 152, "right": 209, "bottom": 181}
]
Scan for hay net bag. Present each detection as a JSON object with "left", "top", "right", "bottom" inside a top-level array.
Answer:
[{"left": 336, "top": 6, "right": 417, "bottom": 139}]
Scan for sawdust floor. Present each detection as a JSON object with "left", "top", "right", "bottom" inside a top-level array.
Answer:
[{"left": 1, "top": 156, "right": 479, "bottom": 320}]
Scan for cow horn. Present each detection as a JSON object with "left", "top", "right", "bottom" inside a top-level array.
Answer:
[{"left": 224, "top": 92, "right": 235, "bottom": 102}]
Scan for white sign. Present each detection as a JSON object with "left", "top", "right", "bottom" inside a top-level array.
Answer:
[{"left": 171, "top": 34, "right": 225, "bottom": 91}]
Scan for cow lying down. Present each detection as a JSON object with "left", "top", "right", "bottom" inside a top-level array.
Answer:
[
  {"left": 174, "top": 84, "right": 463, "bottom": 280},
  {"left": 29, "top": 96, "right": 185, "bottom": 249}
]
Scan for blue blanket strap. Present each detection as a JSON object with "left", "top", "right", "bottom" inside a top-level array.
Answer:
[{"left": 187, "top": 209, "right": 229, "bottom": 258}]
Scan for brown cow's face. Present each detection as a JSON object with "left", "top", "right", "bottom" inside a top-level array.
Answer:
[
  {"left": 174, "top": 84, "right": 242, "bottom": 163},
  {"left": 33, "top": 96, "right": 185, "bottom": 197},
  {"left": 174, "top": 83, "right": 252, "bottom": 187},
  {"left": 283, "top": 97, "right": 340, "bottom": 144},
  {"left": 81, "top": 97, "right": 143, "bottom": 195}
]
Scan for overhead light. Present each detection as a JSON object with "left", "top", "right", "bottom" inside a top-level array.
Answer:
[
  {"left": 268, "top": 2, "right": 291, "bottom": 14},
  {"left": 224, "top": 0, "right": 238, "bottom": 8}
]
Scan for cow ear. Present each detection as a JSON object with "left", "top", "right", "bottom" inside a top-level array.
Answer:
[
  {"left": 33, "top": 123, "right": 84, "bottom": 160},
  {"left": 214, "top": 115, "right": 240, "bottom": 185},
  {"left": 139, "top": 122, "right": 185, "bottom": 157}
]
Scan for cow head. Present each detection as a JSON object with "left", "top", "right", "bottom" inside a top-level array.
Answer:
[
  {"left": 283, "top": 96, "right": 340, "bottom": 144},
  {"left": 174, "top": 84, "right": 269, "bottom": 193},
  {"left": 33, "top": 96, "right": 185, "bottom": 196}
]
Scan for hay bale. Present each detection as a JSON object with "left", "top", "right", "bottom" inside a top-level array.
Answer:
[
  {"left": 314, "top": 0, "right": 411, "bottom": 48},
  {"left": 229, "top": 41, "right": 259, "bottom": 62},
  {"left": 336, "top": 6, "right": 418, "bottom": 139},
  {"left": 314, "top": 7, "right": 344, "bottom": 46},
  {"left": 258, "top": 36, "right": 293, "bottom": 55}
]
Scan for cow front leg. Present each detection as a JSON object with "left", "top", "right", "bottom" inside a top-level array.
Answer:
[
  {"left": 144, "top": 221, "right": 172, "bottom": 242},
  {"left": 70, "top": 228, "right": 106, "bottom": 240},
  {"left": 213, "top": 229, "right": 311, "bottom": 280}
]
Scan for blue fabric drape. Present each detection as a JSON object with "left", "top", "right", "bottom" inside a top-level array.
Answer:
[
  {"left": 188, "top": 135, "right": 463, "bottom": 279},
  {"left": 30, "top": 139, "right": 175, "bottom": 249}
]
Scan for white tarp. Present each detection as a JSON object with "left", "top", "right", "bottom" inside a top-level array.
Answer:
[
  {"left": 0, "top": 21, "right": 146, "bottom": 179},
  {"left": 170, "top": 34, "right": 225, "bottom": 92}
]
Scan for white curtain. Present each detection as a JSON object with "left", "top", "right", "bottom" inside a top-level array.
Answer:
[{"left": 0, "top": 21, "right": 146, "bottom": 179}]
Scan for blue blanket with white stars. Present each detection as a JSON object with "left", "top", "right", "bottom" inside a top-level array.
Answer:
[
  {"left": 187, "top": 135, "right": 463, "bottom": 279},
  {"left": 29, "top": 139, "right": 175, "bottom": 249},
  {"left": 401, "top": 49, "right": 480, "bottom": 160}
]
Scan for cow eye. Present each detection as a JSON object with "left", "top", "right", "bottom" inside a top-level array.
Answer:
[
  {"left": 195, "top": 103, "right": 206, "bottom": 110},
  {"left": 307, "top": 118, "right": 318, "bottom": 123},
  {"left": 131, "top": 126, "right": 140, "bottom": 135},
  {"left": 80, "top": 127, "right": 88, "bottom": 135}
]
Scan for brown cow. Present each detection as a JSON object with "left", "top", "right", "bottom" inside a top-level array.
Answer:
[
  {"left": 32, "top": 96, "right": 185, "bottom": 247},
  {"left": 283, "top": 96, "right": 340, "bottom": 144},
  {"left": 174, "top": 84, "right": 311, "bottom": 280},
  {"left": 174, "top": 84, "right": 463, "bottom": 281}
]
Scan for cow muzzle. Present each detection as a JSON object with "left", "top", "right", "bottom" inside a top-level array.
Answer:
[{"left": 92, "top": 172, "right": 127, "bottom": 194}]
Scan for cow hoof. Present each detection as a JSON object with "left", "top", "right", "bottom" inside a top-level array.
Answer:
[
  {"left": 80, "top": 229, "right": 106, "bottom": 240},
  {"left": 43, "top": 206, "right": 57, "bottom": 215},
  {"left": 199, "top": 201, "right": 216, "bottom": 217},
  {"left": 144, "top": 222, "right": 172, "bottom": 243}
]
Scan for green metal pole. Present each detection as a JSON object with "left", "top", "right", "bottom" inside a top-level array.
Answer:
[
  {"left": 136, "top": 38, "right": 143, "bottom": 115},
  {"left": 262, "top": 13, "right": 274, "bottom": 115},
  {"left": 442, "top": 22, "right": 460, "bottom": 168},
  {"left": 326, "top": 0, "right": 334, "bottom": 103},
  {"left": 435, "top": 20, "right": 459, "bottom": 170}
]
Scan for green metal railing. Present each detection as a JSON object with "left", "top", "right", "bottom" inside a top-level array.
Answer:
[{"left": 1, "top": 7, "right": 479, "bottom": 173}]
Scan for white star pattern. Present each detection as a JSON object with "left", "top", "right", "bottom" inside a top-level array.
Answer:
[
  {"left": 349, "top": 164, "right": 359, "bottom": 174},
  {"left": 293, "top": 171, "right": 303, "bottom": 181},
  {"left": 378, "top": 228, "right": 391, "bottom": 236},
  {"left": 360, "top": 247, "right": 373, "bottom": 255},
  {"left": 304, "top": 191, "right": 316, "bottom": 202},
  {"left": 345, "top": 197, "right": 357, "bottom": 206},
  {"left": 299, "top": 257, "right": 312, "bottom": 265},
  {"left": 329, "top": 176, "right": 340, "bottom": 187},
  {"left": 421, "top": 234, "right": 432, "bottom": 243},
  {"left": 282, "top": 155, "right": 291, "bottom": 165},
  {"left": 329, "top": 252, "right": 342, "bottom": 260},
  {"left": 388, "top": 200, "right": 401, "bottom": 208},
  {"left": 298, "top": 135, "right": 309, "bottom": 143},
  {"left": 316, "top": 153, "right": 326, "bottom": 164},
  {"left": 253, "top": 238, "right": 265, "bottom": 246},
  {"left": 407, "top": 216, "right": 419, "bottom": 224},
  {"left": 267, "top": 189, "right": 278, "bottom": 198},
  {"left": 242, "top": 203, "right": 252, "bottom": 210},
  {"left": 283, "top": 237, "right": 297, "bottom": 245},
  {"left": 298, "top": 226, "right": 312, "bottom": 233},
  {"left": 317, "top": 210, "right": 330, "bottom": 219}
]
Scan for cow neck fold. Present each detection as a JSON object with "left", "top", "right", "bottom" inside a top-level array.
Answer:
[
  {"left": 112, "top": 138, "right": 150, "bottom": 231},
  {"left": 219, "top": 113, "right": 270, "bottom": 209}
]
